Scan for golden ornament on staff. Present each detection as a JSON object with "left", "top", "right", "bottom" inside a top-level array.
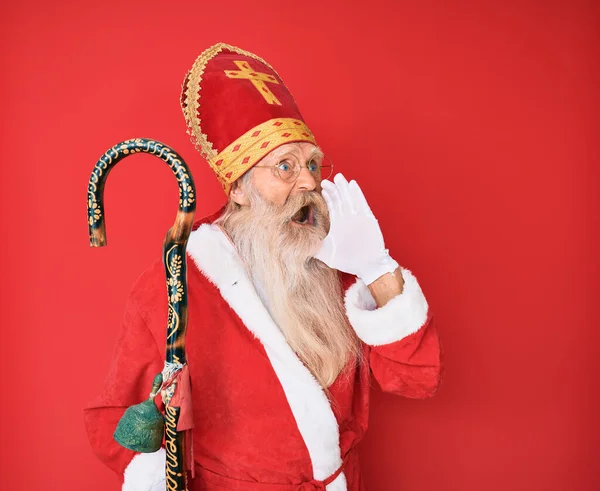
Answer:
[{"left": 87, "top": 138, "right": 197, "bottom": 491}]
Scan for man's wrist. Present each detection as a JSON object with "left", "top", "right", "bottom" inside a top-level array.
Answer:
[{"left": 367, "top": 267, "right": 405, "bottom": 308}]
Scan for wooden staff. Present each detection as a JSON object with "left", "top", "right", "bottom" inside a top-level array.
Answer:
[{"left": 87, "top": 138, "right": 196, "bottom": 491}]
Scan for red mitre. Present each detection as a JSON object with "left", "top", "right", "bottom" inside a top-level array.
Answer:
[{"left": 181, "top": 43, "right": 317, "bottom": 194}]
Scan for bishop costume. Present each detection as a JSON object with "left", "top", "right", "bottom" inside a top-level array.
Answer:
[{"left": 84, "top": 43, "right": 442, "bottom": 491}]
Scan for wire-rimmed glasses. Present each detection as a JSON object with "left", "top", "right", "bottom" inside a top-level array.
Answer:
[{"left": 253, "top": 152, "right": 333, "bottom": 182}]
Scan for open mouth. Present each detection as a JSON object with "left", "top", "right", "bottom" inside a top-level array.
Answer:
[{"left": 291, "top": 205, "right": 314, "bottom": 226}]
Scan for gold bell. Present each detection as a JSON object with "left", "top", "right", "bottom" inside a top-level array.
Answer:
[{"left": 114, "top": 373, "right": 165, "bottom": 452}]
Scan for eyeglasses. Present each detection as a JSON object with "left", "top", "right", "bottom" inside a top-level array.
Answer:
[{"left": 253, "top": 153, "right": 333, "bottom": 182}]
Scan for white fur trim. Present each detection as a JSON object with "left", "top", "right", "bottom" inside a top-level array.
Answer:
[
  {"left": 344, "top": 268, "right": 429, "bottom": 346},
  {"left": 327, "top": 471, "right": 347, "bottom": 490},
  {"left": 122, "top": 448, "right": 165, "bottom": 491},
  {"left": 186, "top": 224, "right": 346, "bottom": 490}
]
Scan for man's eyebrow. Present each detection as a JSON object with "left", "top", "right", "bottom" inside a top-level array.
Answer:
[
  {"left": 269, "top": 145, "right": 324, "bottom": 162},
  {"left": 310, "top": 147, "right": 325, "bottom": 158},
  {"left": 268, "top": 147, "right": 294, "bottom": 161}
]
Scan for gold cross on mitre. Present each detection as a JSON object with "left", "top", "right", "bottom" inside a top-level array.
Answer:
[{"left": 224, "top": 60, "right": 282, "bottom": 106}]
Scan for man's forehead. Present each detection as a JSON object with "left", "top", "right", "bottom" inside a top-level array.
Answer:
[{"left": 265, "top": 142, "right": 322, "bottom": 161}]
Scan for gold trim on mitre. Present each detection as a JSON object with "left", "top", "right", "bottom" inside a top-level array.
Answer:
[
  {"left": 211, "top": 118, "right": 317, "bottom": 194},
  {"left": 181, "top": 42, "right": 286, "bottom": 162}
]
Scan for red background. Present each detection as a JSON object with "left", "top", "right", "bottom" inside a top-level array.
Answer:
[{"left": 1, "top": 1, "right": 599, "bottom": 490}]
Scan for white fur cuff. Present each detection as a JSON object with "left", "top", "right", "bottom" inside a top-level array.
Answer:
[
  {"left": 122, "top": 448, "right": 166, "bottom": 491},
  {"left": 344, "top": 268, "right": 429, "bottom": 346}
]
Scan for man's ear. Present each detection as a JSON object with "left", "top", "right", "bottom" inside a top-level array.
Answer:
[{"left": 229, "top": 179, "right": 250, "bottom": 206}]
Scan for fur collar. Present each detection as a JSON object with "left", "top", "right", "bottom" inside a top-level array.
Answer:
[{"left": 186, "top": 224, "right": 347, "bottom": 490}]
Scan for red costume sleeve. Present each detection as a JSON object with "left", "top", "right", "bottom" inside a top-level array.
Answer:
[
  {"left": 367, "top": 313, "right": 442, "bottom": 398},
  {"left": 343, "top": 268, "right": 443, "bottom": 399},
  {"left": 84, "top": 300, "right": 164, "bottom": 476}
]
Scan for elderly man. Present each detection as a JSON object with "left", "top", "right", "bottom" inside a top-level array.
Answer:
[{"left": 84, "top": 43, "right": 442, "bottom": 491}]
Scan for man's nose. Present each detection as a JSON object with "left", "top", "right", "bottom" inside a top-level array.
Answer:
[{"left": 295, "top": 166, "right": 317, "bottom": 191}]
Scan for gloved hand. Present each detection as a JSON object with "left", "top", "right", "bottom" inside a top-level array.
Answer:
[
  {"left": 122, "top": 449, "right": 167, "bottom": 491},
  {"left": 315, "top": 173, "right": 399, "bottom": 285},
  {"left": 149, "top": 480, "right": 166, "bottom": 491}
]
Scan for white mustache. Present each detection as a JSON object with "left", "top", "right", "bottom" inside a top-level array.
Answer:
[{"left": 275, "top": 192, "right": 330, "bottom": 229}]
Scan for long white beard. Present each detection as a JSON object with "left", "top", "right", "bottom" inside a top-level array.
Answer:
[{"left": 216, "top": 183, "right": 361, "bottom": 388}]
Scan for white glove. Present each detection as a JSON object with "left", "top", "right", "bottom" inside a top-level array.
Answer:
[
  {"left": 315, "top": 173, "right": 399, "bottom": 285},
  {"left": 149, "top": 480, "right": 167, "bottom": 491},
  {"left": 122, "top": 449, "right": 167, "bottom": 491}
]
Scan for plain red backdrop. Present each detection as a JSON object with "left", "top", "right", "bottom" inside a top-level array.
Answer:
[{"left": 1, "top": 1, "right": 599, "bottom": 490}]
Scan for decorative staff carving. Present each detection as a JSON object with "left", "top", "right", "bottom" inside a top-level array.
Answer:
[{"left": 87, "top": 138, "right": 196, "bottom": 491}]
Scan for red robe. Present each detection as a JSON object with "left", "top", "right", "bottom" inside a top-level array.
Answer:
[{"left": 84, "top": 212, "right": 442, "bottom": 491}]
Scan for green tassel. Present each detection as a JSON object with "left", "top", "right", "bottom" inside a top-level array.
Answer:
[{"left": 114, "top": 373, "right": 165, "bottom": 452}]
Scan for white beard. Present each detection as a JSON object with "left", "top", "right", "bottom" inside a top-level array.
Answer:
[{"left": 216, "top": 182, "right": 361, "bottom": 388}]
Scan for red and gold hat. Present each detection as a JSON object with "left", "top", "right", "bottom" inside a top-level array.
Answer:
[{"left": 180, "top": 43, "right": 317, "bottom": 194}]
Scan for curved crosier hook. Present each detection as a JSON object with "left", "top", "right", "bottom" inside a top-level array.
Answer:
[{"left": 87, "top": 138, "right": 196, "bottom": 491}]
